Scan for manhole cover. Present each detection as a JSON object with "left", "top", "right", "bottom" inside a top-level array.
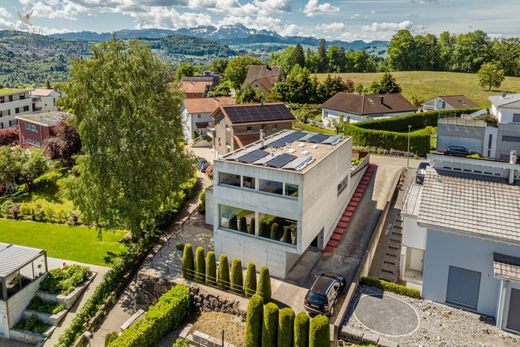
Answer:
[{"left": 353, "top": 293, "right": 420, "bottom": 336}]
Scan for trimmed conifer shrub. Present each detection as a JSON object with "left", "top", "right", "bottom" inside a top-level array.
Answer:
[
  {"left": 239, "top": 216, "right": 248, "bottom": 232},
  {"left": 259, "top": 219, "right": 268, "bottom": 237},
  {"left": 229, "top": 216, "right": 238, "bottom": 230},
  {"left": 245, "top": 294, "right": 263, "bottom": 347},
  {"left": 244, "top": 262, "right": 257, "bottom": 298},
  {"left": 270, "top": 223, "right": 279, "bottom": 240},
  {"left": 194, "top": 246, "right": 205, "bottom": 283},
  {"left": 309, "top": 315, "right": 330, "bottom": 347},
  {"left": 230, "top": 258, "right": 244, "bottom": 295},
  {"left": 262, "top": 303, "right": 278, "bottom": 347},
  {"left": 278, "top": 307, "right": 295, "bottom": 347},
  {"left": 281, "top": 226, "right": 291, "bottom": 243},
  {"left": 218, "top": 254, "right": 230, "bottom": 290},
  {"left": 294, "top": 312, "right": 310, "bottom": 347},
  {"left": 205, "top": 251, "right": 217, "bottom": 286},
  {"left": 182, "top": 243, "right": 194, "bottom": 280},
  {"left": 257, "top": 266, "right": 271, "bottom": 303},
  {"left": 248, "top": 217, "right": 256, "bottom": 235}
]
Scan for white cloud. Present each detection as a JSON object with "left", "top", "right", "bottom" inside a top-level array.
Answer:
[
  {"left": 303, "top": 0, "right": 339, "bottom": 17},
  {"left": 280, "top": 24, "right": 304, "bottom": 36},
  {"left": 0, "top": 17, "right": 14, "bottom": 29},
  {"left": 362, "top": 20, "right": 415, "bottom": 32},
  {"left": 133, "top": 6, "right": 212, "bottom": 29},
  {"left": 0, "top": 7, "right": 11, "bottom": 18},
  {"left": 316, "top": 22, "right": 345, "bottom": 32}
]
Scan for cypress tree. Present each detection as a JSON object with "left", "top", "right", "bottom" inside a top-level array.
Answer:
[
  {"left": 294, "top": 312, "right": 310, "bottom": 347},
  {"left": 262, "top": 303, "right": 278, "bottom": 347},
  {"left": 218, "top": 254, "right": 230, "bottom": 290},
  {"left": 281, "top": 226, "right": 291, "bottom": 243},
  {"left": 248, "top": 217, "right": 256, "bottom": 235},
  {"left": 240, "top": 216, "right": 248, "bottom": 232},
  {"left": 182, "top": 243, "right": 194, "bottom": 280},
  {"left": 245, "top": 294, "right": 264, "bottom": 347},
  {"left": 229, "top": 216, "right": 238, "bottom": 230},
  {"left": 259, "top": 219, "right": 268, "bottom": 237},
  {"left": 309, "top": 315, "right": 330, "bottom": 347},
  {"left": 244, "top": 262, "right": 257, "bottom": 298},
  {"left": 194, "top": 246, "right": 205, "bottom": 283},
  {"left": 257, "top": 266, "right": 272, "bottom": 303},
  {"left": 205, "top": 251, "right": 217, "bottom": 286},
  {"left": 270, "top": 223, "right": 279, "bottom": 240},
  {"left": 230, "top": 258, "right": 244, "bottom": 295},
  {"left": 278, "top": 307, "right": 295, "bottom": 347}
]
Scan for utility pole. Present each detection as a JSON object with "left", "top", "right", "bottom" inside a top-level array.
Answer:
[{"left": 407, "top": 124, "right": 411, "bottom": 169}]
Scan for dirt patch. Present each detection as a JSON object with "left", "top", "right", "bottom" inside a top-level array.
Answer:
[{"left": 190, "top": 311, "right": 245, "bottom": 347}]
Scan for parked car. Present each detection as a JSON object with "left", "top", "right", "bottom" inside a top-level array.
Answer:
[
  {"left": 304, "top": 273, "right": 346, "bottom": 316},
  {"left": 416, "top": 162, "right": 430, "bottom": 184},
  {"left": 443, "top": 146, "right": 471, "bottom": 157},
  {"left": 197, "top": 157, "right": 209, "bottom": 172}
]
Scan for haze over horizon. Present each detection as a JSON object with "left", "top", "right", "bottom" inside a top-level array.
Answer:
[{"left": 0, "top": 0, "right": 518, "bottom": 41}]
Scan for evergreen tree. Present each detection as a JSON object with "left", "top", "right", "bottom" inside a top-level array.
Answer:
[
  {"left": 194, "top": 246, "right": 205, "bottom": 283},
  {"left": 246, "top": 294, "right": 263, "bottom": 347},
  {"left": 291, "top": 44, "right": 306, "bottom": 68},
  {"left": 294, "top": 312, "right": 310, "bottom": 347},
  {"left": 182, "top": 243, "right": 194, "bottom": 280},
  {"left": 257, "top": 266, "right": 272, "bottom": 302},
  {"left": 205, "top": 251, "right": 217, "bottom": 286},
  {"left": 244, "top": 262, "right": 257, "bottom": 298},
  {"left": 230, "top": 258, "right": 244, "bottom": 295},
  {"left": 262, "top": 303, "right": 278, "bottom": 347},
  {"left": 317, "top": 39, "right": 328, "bottom": 73},
  {"left": 218, "top": 254, "right": 230, "bottom": 290}
]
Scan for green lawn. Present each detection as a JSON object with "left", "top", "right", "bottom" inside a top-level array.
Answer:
[
  {"left": 0, "top": 219, "right": 127, "bottom": 267},
  {"left": 317, "top": 71, "right": 520, "bottom": 107}
]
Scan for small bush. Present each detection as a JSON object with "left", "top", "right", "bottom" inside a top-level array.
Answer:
[
  {"left": 248, "top": 217, "right": 256, "bottom": 235},
  {"left": 257, "top": 266, "right": 271, "bottom": 303},
  {"left": 245, "top": 294, "right": 263, "bottom": 347},
  {"left": 262, "top": 303, "right": 279, "bottom": 347},
  {"left": 229, "top": 216, "right": 238, "bottom": 230},
  {"left": 230, "top": 258, "right": 244, "bottom": 295},
  {"left": 205, "top": 251, "right": 217, "bottom": 286},
  {"left": 15, "top": 315, "right": 51, "bottom": 335},
  {"left": 239, "top": 216, "right": 248, "bottom": 232},
  {"left": 360, "top": 277, "right": 421, "bottom": 299},
  {"left": 244, "top": 262, "right": 257, "bottom": 298},
  {"left": 40, "top": 265, "right": 91, "bottom": 295},
  {"left": 198, "top": 190, "right": 206, "bottom": 213},
  {"left": 218, "top": 254, "right": 230, "bottom": 290},
  {"left": 28, "top": 297, "right": 65, "bottom": 315},
  {"left": 278, "top": 307, "right": 295, "bottom": 347},
  {"left": 182, "top": 243, "right": 194, "bottom": 280},
  {"left": 309, "top": 315, "right": 330, "bottom": 347},
  {"left": 105, "top": 332, "right": 119, "bottom": 346},
  {"left": 172, "top": 338, "right": 190, "bottom": 347},
  {"left": 194, "top": 246, "right": 205, "bottom": 283},
  {"left": 294, "top": 312, "right": 310, "bottom": 347}
]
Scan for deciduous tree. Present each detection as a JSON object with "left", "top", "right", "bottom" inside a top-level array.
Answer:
[{"left": 478, "top": 62, "right": 505, "bottom": 90}]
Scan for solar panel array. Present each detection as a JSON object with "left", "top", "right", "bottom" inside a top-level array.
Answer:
[
  {"left": 238, "top": 149, "right": 269, "bottom": 164},
  {"left": 266, "top": 153, "right": 298, "bottom": 168},
  {"left": 224, "top": 104, "right": 295, "bottom": 124},
  {"left": 269, "top": 131, "right": 306, "bottom": 148},
  {"left": 307, "top": 133, "right": 329, "bottom": 143}
]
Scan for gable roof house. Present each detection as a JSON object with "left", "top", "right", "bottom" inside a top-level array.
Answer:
[
  {"left": 210, "top": 103, "right": 295, "bottom": 155},
  {"left": 422, "top": 95, "right": 480, "bottom": 111},
  {"left": 242, "top": 65, "right": 283, "bottom": 95},
  {"left": 321, "top": 92, "right": 417, "bottom": 125},
  {"left": 181, "top": 97, "right": 234, "bottom": 143},
  {"left": 180, "top": 71, "right": 222, "bottom": 99}
]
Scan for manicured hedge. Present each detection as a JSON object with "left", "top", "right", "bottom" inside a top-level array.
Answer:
[
  {"left": 218, "top": 254, "right": 230, "bottom": 290},
  {"left": 107, "top": 285, "right": 190, "bottom": 347},
  {"left": 246, "top": 294, "right": 264, "bottom": 347},
  {"left": 182, "top": 243, "right": 194, "bottom": 280},
  {"left": 194, "top": 246, "right": 205, "bottom": 283},
  {"left": 257, "top": 266, "right": 272, "bottom": 303},
  {"left": 244, "top": 262, "right": 257, "bottom": 298},
  {"left": 262, "top": 303, "right": 279, "bottom": 347},
  {"left": 278, "top": 307, "right": 295, "bottom": 347},
  {"left": 360, "top": 277, "right": 421, "bottom": 299},
  {"left": 309, "top": 315, "right": 330, "bottom": 347},
  {"left": 294, "top": 311, "right": 310, "bottom": 347},
  {"left": 205, "top": 251, "right": 217, "bottom": 286},
  {"left": 230, "top": 258, "right": 244, "bottom": 295}
]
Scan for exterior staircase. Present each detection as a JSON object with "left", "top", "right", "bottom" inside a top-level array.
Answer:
[
  {"left": 324, "top": 164, "right": 376, "bottom": 253},
  {"left": 380, "top": 212, "right": 403, "bottom": 282}
]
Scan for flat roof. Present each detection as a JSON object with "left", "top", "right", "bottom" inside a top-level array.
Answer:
[
  {"left": 219, "top": 129, "right": 349, "bottom": 173},
  {"left": 0, "top": 88, "right": 33, "bottom": 96},
  {"left": 403, "top": 183, "right": 423, "bottom": 216},
  {"left": 16, "top": 111, "right": 72, "bottom": 127},
  {"left": 418, "top": 167, "right": 520, "bottom": 245},
  {"left": 0, "top": 243, "right": 45, "bottom": 279}
]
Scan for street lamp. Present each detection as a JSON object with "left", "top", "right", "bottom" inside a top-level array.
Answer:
[{"left": 407, "top": 124, "right": 412, "bottom": 169}]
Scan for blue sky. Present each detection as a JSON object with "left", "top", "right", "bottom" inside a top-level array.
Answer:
[{"left": 0, "top": 0, "right": 518, "bottom": 41}]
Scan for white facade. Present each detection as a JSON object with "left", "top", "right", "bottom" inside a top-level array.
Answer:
[
  {"left": 181, "top": 107, "right": 213, "bottom": 143},
  {"left": 422, "top": 97, "right": 455, "bottom": 111},
  {"left": 211, "top": 132, "right": 353, "bottom": 278},
  {"left": 0, "top": 89, "right": 34, "bottom": 129},
  {"left": 322, "top": 108, "right": 411, "bottom": 126},
  {"left": 30, "top": 90, "right": 61, "bottom": 113}
]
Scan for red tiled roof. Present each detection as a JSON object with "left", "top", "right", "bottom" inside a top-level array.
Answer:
[
  {"left": 321, "top": 92, "right": 416, "bottom": 115},
  {"left": 234, "top": 133, "right": 260, "bottom": 148},
  {"left": 242, "top": 65, "right": 282, "bottom": 90},
  {"left": 183, "top": 97, "right": 235, "bottom": 114},
  {"left": 180, "top": 81, "right": 212, "bottom": 94}
]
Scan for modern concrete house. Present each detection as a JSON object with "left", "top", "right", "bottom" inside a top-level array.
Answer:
[
  {"left": 422, "top": 95, "right": 479, "bottom": 111},
  {"left": 321, "top": 92, "right": 416, "bottom": 125},
  {"left": 0, "top": 88, "right": 35, "bottom": 129},
  {"left": 16, "top": 111, "right": 71, "bottom": 149},
  {"left": 0, "top": 243, "right": 48, "bottom": 339},
  {"left": 205, "top": 129, "right": 356, "bottom": 278},
  {"left": 29, "top": 89, "right": 61, "bottom": 113},
  {"left": 400, "top": 153, "right": 520, "bottom": 334},
  {"left": 181, "top": 97, "right": 234, "bottom": 142},
  {"left": 241, "top": 65, "right": 282, "bottom": 95},
  {"left": 210, "top": 103, "right": 295, "bottom": 156}
]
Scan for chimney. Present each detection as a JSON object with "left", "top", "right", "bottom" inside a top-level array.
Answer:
[
  {"left": 509, "top": 150, "right": 517, "bottom": 184},
  {"left": 260, "top": 129, "right": 265, "bottom": 147},
  {"left": 379, "top": 96, "right": 384, "bottom": 104}
]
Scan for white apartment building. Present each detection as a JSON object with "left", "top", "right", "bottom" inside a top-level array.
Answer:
[
  {"left": 0, "top": 89, "right": 34, "bottom": 129},
  {"left": 30, "top": 89, "right": 61, "bottom": 113},
  {"left": 206, "top": 129, "right": 355, "bottom": 278}
]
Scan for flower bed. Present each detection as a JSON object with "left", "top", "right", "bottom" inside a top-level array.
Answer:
[
  {"left": 38, "top": 272, "right": 96, "bottom": 309},
  {"left": 15, "top": 315, "right": 52, "bottom": 335},
  {"left": 28, "top": 296, "right": 65, "bottom": 315},
  {"left": 40, "top": 264, "right": 92, "bottom": 295}
]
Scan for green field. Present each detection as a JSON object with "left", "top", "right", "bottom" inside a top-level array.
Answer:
[
  {"left": 317, "top": 71, "right": 520, "bottom": 107},
  {"left": 0, "top": 219, "right": 127, "bottom": 266}
]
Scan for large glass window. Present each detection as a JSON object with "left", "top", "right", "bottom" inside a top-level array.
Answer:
[
  {"left": 219, "top": 172, "right": 241, "bottom": 187},
  {"left": 258, "top": 213, "right": 297, "bottom": 245},
  {"left": 219, "top": 205, "right": 255, "bottom": 234},
  {"left": 259, "top": 179, "right": 283, "bottom": 195},
  {"left": 243, "top": 176, "right": 256, "bottom": 189},
  {"left": 285, "top": 183, "right": 299, "bottom": 198}
]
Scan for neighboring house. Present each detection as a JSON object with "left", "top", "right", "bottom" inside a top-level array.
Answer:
[
  {"left": 181, "top": 97, "right": 234, "bottom": 142},
  {"left": 0, "top": 88, "right": 35, "bottom": 129},
  {"left": 242, "top": 65, "right": 282, "bottom": 95},
  {"left": 400, "top": 153, "right": 520, "bottom": 334},
  {"left": 181, "top": 71, "right": 221, "bottom": 86},
  {"left": 180, "top": 71, "right": 221, "bottom": 99},
  {"left": 422, "top": 95, "right": 479, "bottom": 111},
  {"left": 29, "top": 89, "right": 61, "bottom": 113},
  {"left": 0, "top": 243, "right": 48, "bottom": 339},
  {"left": 321, "top": 92, "right": 417, "bottom": 125},
  {"left": 16, "top": 111, "right": 71, "bottom": 149},
  {"left": 210, "top": 103, "right": 295, "bottom": 155},
  {"left": 436, "top": 93, "right": 520, "bottom": 161},
  {"left": 206, "top": 129, "right": 357, "bottom": 278}
]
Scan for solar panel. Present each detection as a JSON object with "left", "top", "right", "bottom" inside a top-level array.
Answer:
[
  {"left": 226, "top": 143, "right": 263, "bottom": 160},
  {"left": 307, "top": 133, "right": 329, "bottom": 143},
  {"left": 283, "top": 155, "right": 314, "bottom": 170},
  {"left": 321, "top": 135, "right": 343, "bottom": 145},
  {"left": 238, "top": 149, "right": 269, "bottom": 164},
  {"left": 266, "top": 153, "right": 297, "bottom": 168},
  {"left": 269, "top": 131, "right": 306, "bottom": 148},
  {"left": 224, "top": 104, "right": 295, "bottom": 124},
  {"left": 298, "top": 133, "right": 315, "bottom": 142},
  {"left": 264, "top": 130, "right": 295, "bottom": 146}
]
